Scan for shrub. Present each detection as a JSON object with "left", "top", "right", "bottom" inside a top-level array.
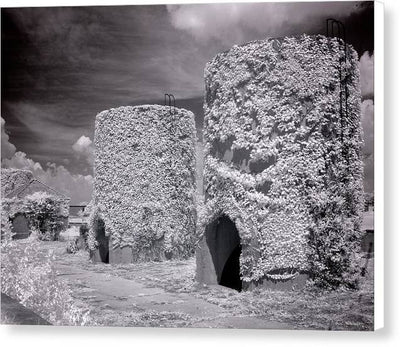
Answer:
[
  {"left": 23, "top": 192, "right": 67, "bottom": 241},
  {"left": 1, "top": 208, "right": 14, "bottom": 242},
  {"left": 66, "top": 239, "right": 79, "bottom": 254},
  {"left": 1, "top": 230, "right": 91, "bottom": 325}
]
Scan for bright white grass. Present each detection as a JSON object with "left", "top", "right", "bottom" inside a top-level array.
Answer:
[{"left": 60, "top": 226, "right": 80, "bottom": 241}]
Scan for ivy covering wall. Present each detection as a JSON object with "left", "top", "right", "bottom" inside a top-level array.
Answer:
[
  {"left": 1, "top": 169, "right": 33, "bottom": 197},
  {"left": 2, "top": 192, "right": 69, "bottom": 241},
  {"left": 91, "top": 105, "right": 197, "bottom": 261},
  {"left": 202, "top": 35, "right": 364, "bottom": 288},
  {"left": 1, "top": 169, "right": 69, "bottom": 241}
]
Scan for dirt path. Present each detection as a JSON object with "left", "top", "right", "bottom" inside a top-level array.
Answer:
[
  {"left": 4, "top": 241, "right": 373, "bottom": 330},
  {"left": 54, "top": 261, "right": 291, "bottom": 329}
]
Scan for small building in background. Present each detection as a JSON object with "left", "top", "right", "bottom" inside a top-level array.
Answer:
[
  {"left": 1, "top": 168, "right": 70, "bottom": 240},
  {"left": 68, "top": 205, "right": 88, "bottom": 227},
  {"left": 361, "top": 192, "right": 374, "bottom": 255},
  {"left": 361, "top": 210, "right": 374, "bottom": 255},
  {"left": 364, "top": 192, "right": 374, "bottom": 212}
]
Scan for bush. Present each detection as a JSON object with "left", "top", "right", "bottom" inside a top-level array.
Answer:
[
  {"left": 66, "top": 239, "right": 79, "bottom": 254},
  {"left": 59, "top": 226, "right": 79, "bottom": 241},
  {"left": 1, "top": 230, "right": 91, "bottom": 325},
  {"left": 1, "top": 208, "right": 14, "bottom": 242},
  {"left": 23, "top": 192, "right": 67, "bottom": 241}
]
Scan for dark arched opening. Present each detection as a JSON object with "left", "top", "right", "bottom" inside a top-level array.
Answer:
[
  {"left": 11, "top": 213, "right": 31, "bottom": 240},
  {"left": 205, "top": 215, "right": 242, "bottom": 291},
  {"left": 96, "top": 218, "right": 109, "bottom": 263}
]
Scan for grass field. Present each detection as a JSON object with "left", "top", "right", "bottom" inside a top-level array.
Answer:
[{"left": 2, "top": 240, "right": 374, "bottom": 330}]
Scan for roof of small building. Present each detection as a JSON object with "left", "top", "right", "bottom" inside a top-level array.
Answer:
[{"left": 5, "top": 178, "right": 69, "bottom": 201}]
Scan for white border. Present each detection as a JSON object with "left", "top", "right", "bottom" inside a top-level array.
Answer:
[
  {"left": 0, "top": 0, "right": 394, "bottom": 346},
  {"left": 373, "top": 0, "right": 384, "bottom": 331},
  {"left": 0, "top": 0, "right": 384, "bottom": 8}
]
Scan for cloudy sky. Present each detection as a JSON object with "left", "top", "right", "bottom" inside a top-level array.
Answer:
[{"left": 1, "top": 1, "right": 374, "bottom": 203}]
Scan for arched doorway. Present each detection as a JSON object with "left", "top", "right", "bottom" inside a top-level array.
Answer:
[
  {"left": 96, "top": 218, "right": 109, "bottom": 263},
  {"left": 205, "top": 215, "right": 242, "bottom": 291},
  {"left": 11, "top": 213, "right": 30, "bottom": 240}
]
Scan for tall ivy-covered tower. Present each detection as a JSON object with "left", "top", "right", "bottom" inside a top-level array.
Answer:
[
  {"left": 90, "top": 105, "right": 197, "bottom": 263},
  {"left": 196, "top": 35, "right": 364, "bottom": 290}
]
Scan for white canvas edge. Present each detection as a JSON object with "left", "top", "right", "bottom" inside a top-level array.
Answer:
[
  {"left": 373, "top": 0, "right": 384, "bottom": 332},
  {"left": 0, "top": 0, "right": 384, "bottom": 344}
]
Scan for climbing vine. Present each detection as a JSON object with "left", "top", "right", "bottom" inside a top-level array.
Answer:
[
  {"left": 90, "top": 105, "right": 197, "bottom": 261},
  {"left": 202, "top": 35, "right": 364, "bottom": 288},
  {"left": 2, "top": 191, "right": 68, "bottom": 241},
  {"left": 22, "top": 192, "right": 68, "bottom": 241},
  {"left": 1, "top": 168, "right": 33, "bottom": 197}
]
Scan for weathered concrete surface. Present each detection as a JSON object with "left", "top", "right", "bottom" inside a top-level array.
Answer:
[
  {"left": 195, "top": 238, "right": 218, "bottom": 285},
  {"left": 1, "top": 293, "right": 51, "bottom": 325},
  {"left": 109, "top": 245, "right": 133, "bottom": 264}
]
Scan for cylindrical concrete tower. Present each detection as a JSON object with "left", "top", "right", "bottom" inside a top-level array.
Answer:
[
  {"left": 90, "top": 105, "right": 197, "bottom": 263},
  {"left": 196, "top": 35, "right": 364, "bottom": 290}
]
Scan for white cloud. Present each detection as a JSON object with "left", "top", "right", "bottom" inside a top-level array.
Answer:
[
  {"left": 359, "top": 51, "right": 374, "bottom": 98},
  {"left": 1, "top": 116, "right": 17, "bottom": 159},
  {"left": 2, "top": 151, "right": 43, "bottom": 173},
  {"left": 72, "top": 135, "right": 94, "bottom": 165},
  {"left": 167, "top": 2, "right": 360, "bottom": 44},
  {"left": 2, "top": 151, "right": 93, "bottom": 204},
  {"left": 1, "top": 118, "right": 93, "bottom": 203}
]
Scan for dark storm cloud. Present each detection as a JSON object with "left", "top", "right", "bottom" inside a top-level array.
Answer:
[
  {"left": 2, "top": 2, "right": 374, "bottom": 196},
  {"left": 168, "top": 2, "right": 357, "bottom": 43},
  {"left": 168, "top": 1, "right": 374, "bottom": 56},
  {"left": 2, "top": 5, "right": 208, "bottom": 172},
  {"left": 2, "top": 5, "right": 205, "bottom": 101}
]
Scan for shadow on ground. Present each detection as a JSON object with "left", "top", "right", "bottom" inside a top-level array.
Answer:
[{"left": 1, "top": 293, "right": 51, "bottom": 325}]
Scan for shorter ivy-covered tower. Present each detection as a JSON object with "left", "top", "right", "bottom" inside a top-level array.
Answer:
[
  {"left": 196, "top": 35, "right": 364, "bottom": 290},
  {"left": 90, "top": 105, "right": 197, "bottom": 263}
]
